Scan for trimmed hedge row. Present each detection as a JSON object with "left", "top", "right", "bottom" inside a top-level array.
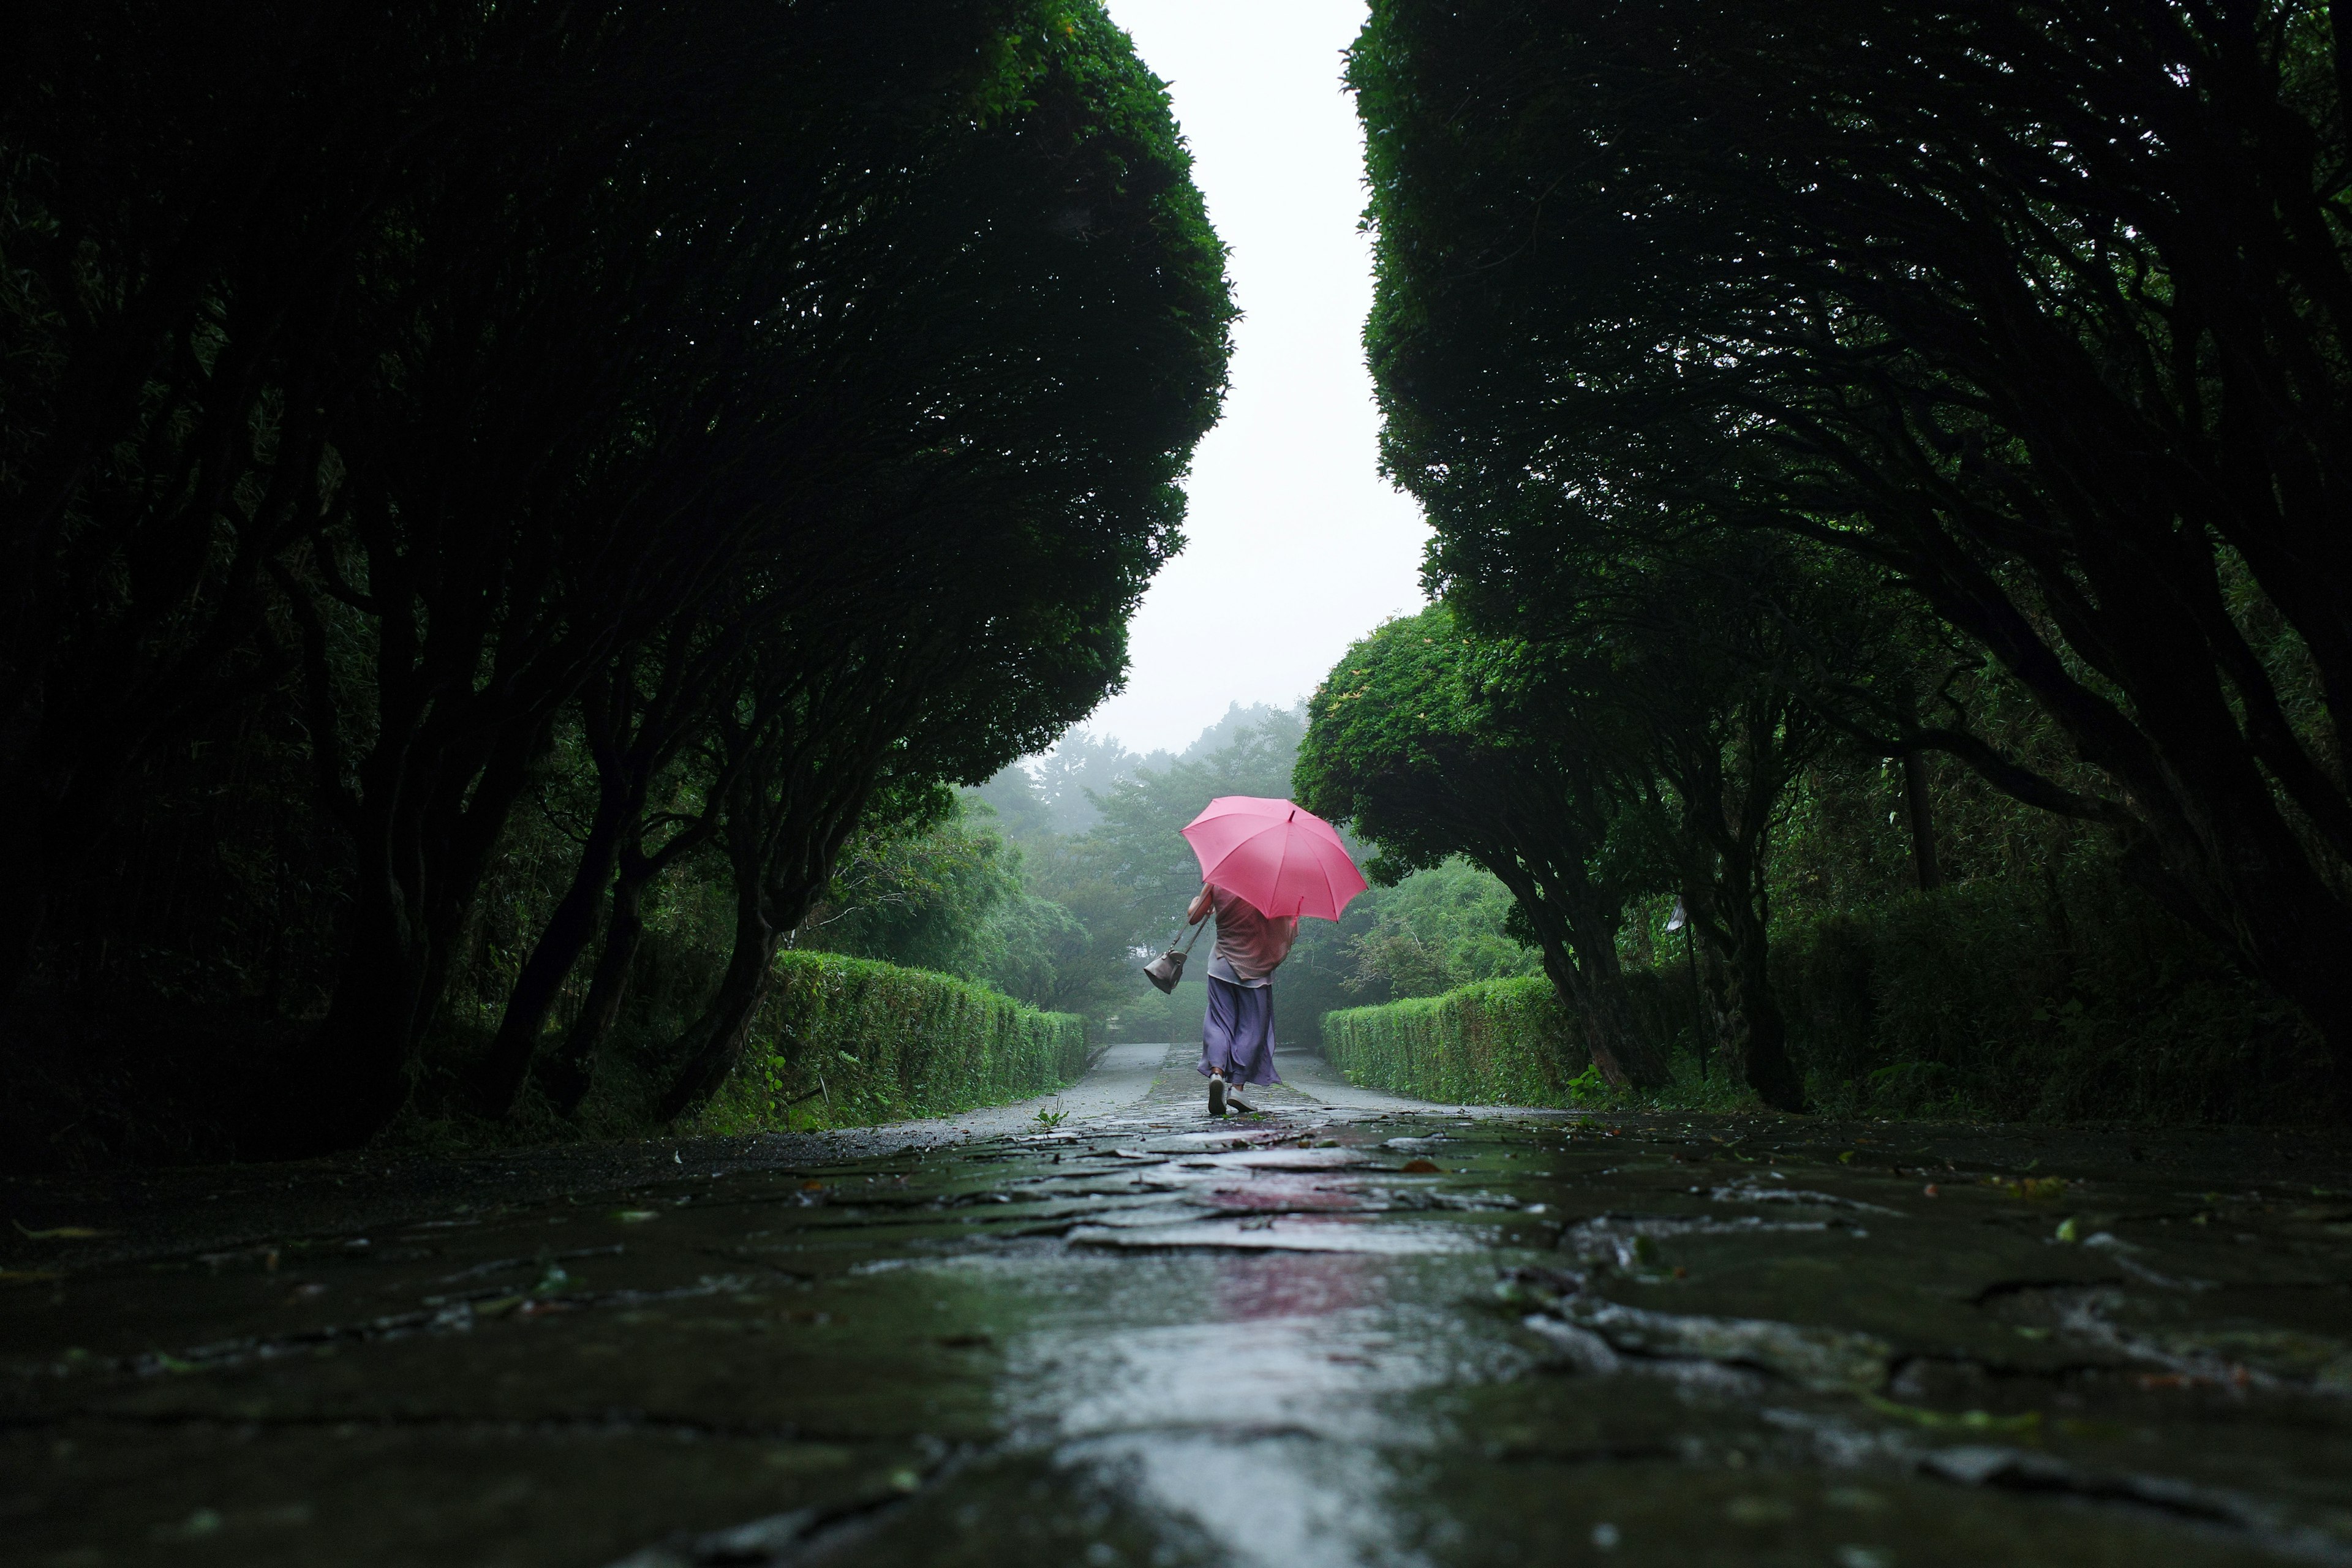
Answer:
[
  {"left": 693, "top": 951, "right": 1090, "bottom": 1133},
  {"left": 1322, "top": 976, "right": 1586, "bottom": 1106},
  {"left": 1318, "top": 862, "right": 2325, "bottom": 1123},
  {"left": 1776, "top": 867, "right": 2321, "bottom": 1123}
]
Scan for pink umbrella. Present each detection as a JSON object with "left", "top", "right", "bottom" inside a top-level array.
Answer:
[{"left": 1180, "top": 796, "right": 1368, "bottom": 921}]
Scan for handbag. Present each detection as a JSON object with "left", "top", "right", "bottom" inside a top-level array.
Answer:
[{"left": 1143, "top": 913, "right": 1209, "bottom": 994}]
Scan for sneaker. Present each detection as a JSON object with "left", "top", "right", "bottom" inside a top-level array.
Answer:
[{"left": 1207, "top": 1073, "right": 1228, "bottom": 1117}]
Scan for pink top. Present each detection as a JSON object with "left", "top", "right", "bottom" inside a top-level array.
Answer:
[{"left": 1207, "top": 888, "right": 1297, "bottom": 988}]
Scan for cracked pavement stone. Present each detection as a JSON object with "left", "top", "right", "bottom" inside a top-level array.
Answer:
[{"left": 3, "top": 1041, "right": 2349, "bottom": 1566}]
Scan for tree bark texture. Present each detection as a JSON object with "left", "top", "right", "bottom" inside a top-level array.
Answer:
[
  {"left": 656, "top": 773, "right": 869, "bottom": 1122},
  {"left": 656, "top": 815, "right": 783, "bottom": 1126},
  {"left": 652, "top": 640, "right": 952, "bottom": 1122}
]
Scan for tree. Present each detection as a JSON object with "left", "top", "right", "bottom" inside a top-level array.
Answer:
[
  {"left": 1295, "top": 605, "right": 1675, "bottom": 1091},
  {"left": 1547, "top": 546, "right": 1862, "bottom": 1111},
  {"left": 249, "top": 2, "right": 1007, "bottom": 1147},
  {"left": 1006, "top": 831, "right": 1163, "bottom": 1016},
  {"left": 268, "top": 0, "right": 1227, "bottom": 1143},
  {"left": 1336, "top": 858, "right": 1541, "bottom": 1001},
  {"left": 473, "top": 591, "right": 764, "bottom": 1118},
  {"left": 1352, "top": 0, "right": 2352, "bottom": 1099},
  {"left": 1030, "top": 733, "right": 1144, "bottom": 835},
  {"left": 807, "top": 798, "right": 1025, "bottom": 979},
  {"left": 1, "top": 1, "right": 514, "bottom": 1001},
  {"left": 654, "top": 568, "right": 1134, "bottom": 1120}
]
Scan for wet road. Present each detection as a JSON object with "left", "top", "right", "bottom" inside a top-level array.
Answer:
[{"left": 6, "top": 1042, "right": 2351, "bottom": 1567}]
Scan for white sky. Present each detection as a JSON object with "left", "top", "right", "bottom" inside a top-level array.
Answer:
[{"left": 1072, "top": 0, "right": 1430, "bottom": 759}]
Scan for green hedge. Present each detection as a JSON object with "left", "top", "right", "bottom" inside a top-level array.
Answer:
[
  {"left": 1317, "top": 860, "right": 2326, "bottom": 1123},
  {"left": 693, "top": 951, "right": 1090, "bottom": 1133},
  {"left": 1776, "top": 865, "right": 2323, "bottom": 1123},
  {"left": 1322, "top": 976, "right": 1587, "bottom": 1106}
]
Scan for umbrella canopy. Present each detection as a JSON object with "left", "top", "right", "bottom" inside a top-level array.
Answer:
[{"left": 1180, "top": 796, "right": 1368, "bottom": 922}]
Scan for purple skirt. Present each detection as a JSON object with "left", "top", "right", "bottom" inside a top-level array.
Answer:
[{"left": 1198, "top": 976, "right": 1281, "bottom": 1087}]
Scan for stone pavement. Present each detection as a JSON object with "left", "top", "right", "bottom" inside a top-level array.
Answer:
[{"left": 4, "top": 1044, "right": 2351, "bottom": 1566}]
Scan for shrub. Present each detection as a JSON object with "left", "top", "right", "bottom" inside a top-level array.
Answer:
[
  {"left": 1776, "top": 861, "right": 2324, "bottom": 1123},
  {"left": 695, "top": 951, "right": 1090, "bottom": 1133},
  {"left": 1321, "top": 977, "right": 1583, "bottom": 1106},
  {"left": 1321, "top": 858, "right": 2326, "bottom": 1125}
]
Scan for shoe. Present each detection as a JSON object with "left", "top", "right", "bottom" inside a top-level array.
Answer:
[{"left": 1207, "top": 1073, "right": 1228, "bottom": 1117}]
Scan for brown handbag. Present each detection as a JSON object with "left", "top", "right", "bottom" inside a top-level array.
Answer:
[{"left": 1143, "top": 914, "right": 1209, "bottom": 994}]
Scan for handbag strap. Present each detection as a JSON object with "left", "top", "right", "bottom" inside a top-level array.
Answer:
[{"left": 1171, "top": 905, "right": 1212, "bottom": 955}]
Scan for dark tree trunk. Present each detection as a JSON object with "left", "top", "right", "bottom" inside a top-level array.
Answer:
[
  {"left": 1905, "top": 530, "right": 2352, "bottom": 1100},
  {"left": 1578, "top": 959, "right": 1664, "bottom": 1092},
  {"left": 655, "top": 717, "right": 891, "bottom": 1123},
  {"left": 1692, "top": 933, "right": 1737, "bottom": 1081},
  {"left": 1499, "top": 867, "right": 1668, "bottom": 1091},
  {"left": 470, "top": 774, "right": 631, "bottom": 1116},
  {"left": 1574, "top": 929, "right": 1669, "bottom": 1091},
  {"left": 1682, "top": 924, "right": 1708, "bottom": 1079},
  {"left": 1712, "top": 897, "right": 1805, "bottom": 1113},
  {"left": 2200, "top": 874, "right": 2352, "bottom": 1118},
  {"left": 1654, "top": 695, "right": 1813, "bottom": 1114},
  {"left": 1901, "top": 750, "right": 1942, "bottom": 892},
  {"left": 541, "top": 856, "right": 652, "bottom": 1115},
  {"left": 279, "top": 867, "right": 434, "bottom": 1153},
  {"left": 521, "top": 637, "right": 739, "bottom": 1119},
  {"left": 266, "top": 717, "right": 551, "bottom": 1154},
  {"left": 657, "top": 812, "right": 782, "bottom": 1123},
  {"left": 0, "top": 827, "right": 54, "bottom": 1006}
]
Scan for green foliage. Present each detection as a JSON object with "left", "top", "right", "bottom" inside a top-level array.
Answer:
[
  {"left": 1350, "top": 0, "right": 2352, "bottom": 1069},
  {"left": 1326, "top": 853, "right": 2328, "bottom": 1124},
  {"left": 1298, "top": 600, "right": 1697, "bottom": 1093},
  {"left": 696, "top": 952, "right": 1088, "bottom": 1134},
  {"left": 1322, "top": 978, "right": 1584, "bottom": 1107},
  {"left": 1560, "top": 1065, "right": 1611, "bottom": 1109},
  {"left": 1294, "top": 606, "right": 1490, "bottom": 884},
  {"left": 805, "top": 804, "right": 1028, "bottom": 981},
  {"left": 2, "top": 0, "right": 1235, "bottom": 1159},
  {"left": 799, "top": 797, "right": 1125, "bottom": 1019},
  {"left": 1776, "top": 865, "right": 2327, "bottom": 1125},
  {"left": 1338, "top": 858, "right": 1540, "bottom": 1002},
  {"left": 1022, "top": 734, "right": 1144, "bottom": 837}
]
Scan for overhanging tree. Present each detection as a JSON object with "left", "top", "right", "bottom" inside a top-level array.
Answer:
[
  {"left": 1352, "top": 0, "right": 2352, "bottom": 1100},
  {"left": 1540, "top": 544, "right": 1872, "bottom": 1112},
  {"left": 0, "top": 1, "right": 521, "bottom": 1003},
  {"left": 260, "top": 0, "right": 1228, "bottom": 1145},
  {"left": 1294, "top": 605, "right": 1673, "bottom": 1092}
]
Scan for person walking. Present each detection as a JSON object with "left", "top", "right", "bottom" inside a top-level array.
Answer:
[{"left": 1185, "top": 880, "right": 1297, "bottom": 1115}]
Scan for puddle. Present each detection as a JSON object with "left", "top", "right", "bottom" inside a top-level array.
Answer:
[{"left": 1067, "top": 1216, "right": 1490, "bottom": 1254}]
